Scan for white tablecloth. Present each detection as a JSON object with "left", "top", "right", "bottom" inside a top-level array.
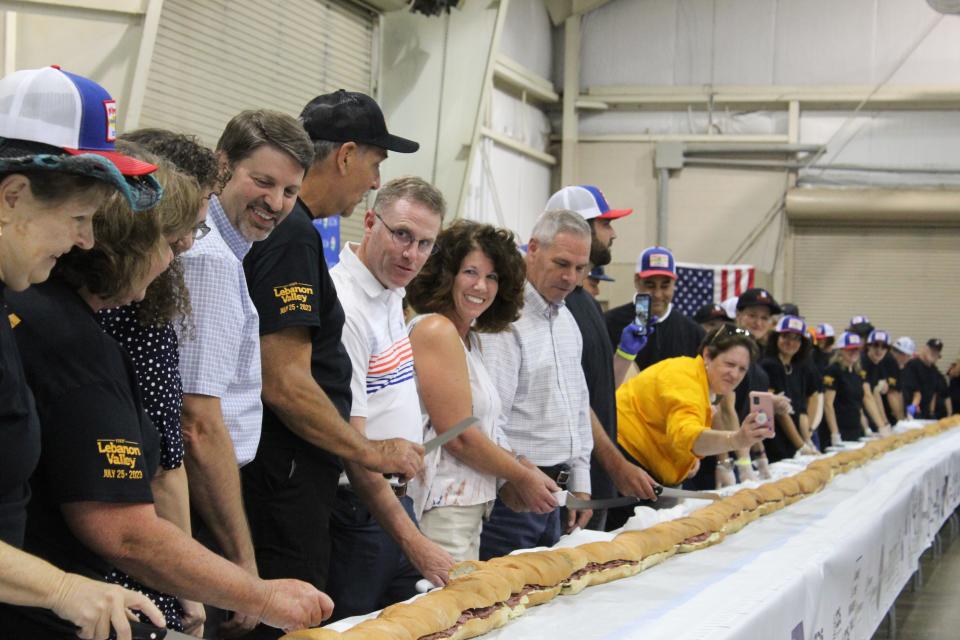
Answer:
[{"left": 333, "top": 424, "right": 960, "bottom": 640}]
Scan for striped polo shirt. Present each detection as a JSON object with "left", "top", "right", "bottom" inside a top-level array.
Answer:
[{"left": 331, "top": 243, "right": 423, "bottom": 443}]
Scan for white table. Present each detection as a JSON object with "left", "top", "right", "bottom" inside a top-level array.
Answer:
[{"left": 333, "top": 425, "right": 960, "bottom": 640}]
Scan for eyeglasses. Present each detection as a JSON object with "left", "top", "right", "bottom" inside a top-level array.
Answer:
[
  {"left": 376, "top": 213, "right": 439, "bottom": 256},
  {"left": 192, "top": 220, "right": 212, "bottom": 241}
]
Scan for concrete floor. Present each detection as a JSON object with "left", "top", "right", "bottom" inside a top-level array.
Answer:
[{"left": 872, "top": 515, "right": 960, "bottom": 640}]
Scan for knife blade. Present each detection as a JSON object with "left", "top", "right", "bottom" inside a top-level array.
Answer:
[
  {"left": 422, "top": 415, "right": 479, "bottom": 454},
  {"left": 553, "top": 485, "right": 720, "bottom": 510},
  {"left": 130, "top": 620, "right": 195, "bottom": 639}
]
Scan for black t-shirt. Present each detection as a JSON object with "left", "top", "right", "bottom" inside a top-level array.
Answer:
[
  {"left": 244, "top": 200, "right": 350, "bottom": 468},
  {"left": 811, "top": 347, "right": 831, "bottom": 378},
  {"left": 565, "top": 286, "right": 616, "bottom": 500},
  {"left": 0, "top": 283, "right": 41, "bottom": 548},
  {"left": 760, "top": 356, "right": 811, "bottom": 461},
  {"left": 734, "top": 362, "right": 771, "bottom": 422},
  {"left": 2, "top": 280, "right": 160, "bottom": 635},
  {"left": 604, "top": 303, "right": 705, "bottom": 372},
  {"left": 901, "top": 358, "right": 940, "bottom": 419},
  {"left": 822, "top": 363, "right": 866, "bottom": 441}
]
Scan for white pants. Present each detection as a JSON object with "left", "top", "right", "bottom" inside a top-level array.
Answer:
[{"left": 418, "top": 503, "right": 488, "bottom": 562}]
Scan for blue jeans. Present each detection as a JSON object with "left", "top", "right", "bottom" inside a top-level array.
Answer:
[
  {"left": 325, "top": 489, "right": 422, "bottom": 621},
  {"left": 479, "top": 497, "right": 561, "bottom": 560}
]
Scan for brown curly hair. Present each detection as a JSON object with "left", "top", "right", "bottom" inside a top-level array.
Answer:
[
  {"left": 407, "top": 220, "right": 525, "bottom": 333},
  {"left": 54, "top": 156, "right": 201, "bottom": 310},
  {"left": 115, "top": 133, "right": 221, "bottom": 327}
]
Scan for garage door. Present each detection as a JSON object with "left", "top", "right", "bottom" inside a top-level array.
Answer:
[{"left": 791, "top": 225, "right": 960, "bottom": 369}]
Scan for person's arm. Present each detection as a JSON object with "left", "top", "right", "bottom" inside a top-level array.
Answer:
[
  {"left": 862, "top": 382, "right": 889, "bottom": 432},
  {"left": 718, "top": 394, "right": 754, "bottom": 474},
  {"left": 0, "top": 540, "right": 166, "bottom": 640},
  {"left": 409, "top": 318, "right": 557, "bottom": 513},
  {"left": 150, "top": 466, "right": 204, "bottom": 636},
  {"left": 589, "top": 410, "right": 658, "bottom": 500},
  {"left": 344, "top": 417, "right": 454, "bottom": 587},
  {"left": 823, "top": 389, "right": 841, "bottom": 443},
  {"left": 61, "top": 502, "right": 333, "bottom": 630},
  {"left": 260, "top": 326, "right": 422, "bottom": 478},
  {"left": 888, "top": 389, "right": 905, "bottom": 422},
  {"left": 613, "top": 352, "right": 635, "bottom": 388},
  {"left": 180, "top": 393, "right": 256, "bottom": 575},
  {"left": 807, "top": 392, "right": 823, "bottom": 432},
  {"left": 776, "top": 412, "right": 805, "bottom": 450},
  {"left": 692, "top": 412, "right": 767, "bottom": 456}
]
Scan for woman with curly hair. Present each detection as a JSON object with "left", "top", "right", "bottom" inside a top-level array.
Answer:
[
  {"left": 92, "top": 132, "right": 221, "bottom": 636},
  {"left": 406, "top": 220, "right": 559, "bottom": 562}
]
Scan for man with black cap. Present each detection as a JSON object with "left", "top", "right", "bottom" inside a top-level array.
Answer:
[
  {"left": 241, "top": 90, "right": 425, "bottom": 638},
  {"left": 583, "top": 265, "right": 614, "bottom": 298},
  {"left": 902, "top": 339, "right": 948, "bottom": 419},
  {"left": 693, "top": 302, "right": 730, "bottom": 334},
  {"left": 543, "top": 186, "right": 658, "bottom": 532}
]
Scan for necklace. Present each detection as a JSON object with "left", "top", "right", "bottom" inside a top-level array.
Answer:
[{"left": 784, "top": 363, "right": 793, "bottom": 375}]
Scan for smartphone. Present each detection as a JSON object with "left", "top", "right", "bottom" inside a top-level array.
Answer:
[
  {"left": 749, "top": 391, "right": 776, "bottom": 434},
  {"left": 633, "top": 293, "right": 651, "bottom": 335}
]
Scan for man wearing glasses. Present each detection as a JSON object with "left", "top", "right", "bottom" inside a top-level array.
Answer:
[
  {"left": 326, "top": 176, "right": 453, "bottom": 620},
  {"left": 241, "top": 93, "right": 426, "bottom": 638}
]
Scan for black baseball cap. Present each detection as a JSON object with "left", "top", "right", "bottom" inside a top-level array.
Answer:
[
  {"left": 588, "top": 266, "right": 615, "bottom": 282},
  {"left": 780, "top": 303, "right": 800, "bottom": 317},
  {"left": 736, "top": 288, "right": 782, "bottom": 314},
  {"left": 694, "top": 303, "right": 728, "bottom": 323},
  {"left": 300, "top": 89, "right": 419, "bottom": 153},
  {"left": 928, "top": 338, "right": 944, "bottom": 352}
]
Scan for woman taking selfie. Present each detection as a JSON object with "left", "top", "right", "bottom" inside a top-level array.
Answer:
[
  {"left": 406, "top": 220, "right": 559, "bottom": 561},
  {"left": 616, "top": 323, "right": 771, "bottom": 488}
]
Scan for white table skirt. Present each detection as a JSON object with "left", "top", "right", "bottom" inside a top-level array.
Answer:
[{"left": 331, "top": 423, "right": 960, "bottom": 640}]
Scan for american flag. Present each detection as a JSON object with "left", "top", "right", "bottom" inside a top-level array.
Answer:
[{"left": 673, "top": 262, "right": 755, "bottom": 317}]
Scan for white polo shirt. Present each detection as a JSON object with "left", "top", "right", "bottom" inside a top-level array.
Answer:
[{"left": 330, "top": 243, "right": 423, "bottom": 443}]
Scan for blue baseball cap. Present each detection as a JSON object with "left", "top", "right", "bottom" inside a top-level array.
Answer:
[
  {"left": 837, "top": 331, "right": 864, "bottom": 350},
  {"left": 635, "top": 246, "right": 676, "bottom": 279},
  {"left": 867, "top": 329, "right": 891, "bottom": 346},
  {"left": 776, "top": 315, "right": 807, "bottom": 336},
  {"left": 545, "top": 185, "right": 632, "bottom": 221},
  {"left": 588, "top": 266, "right": 615, "bottom": 282}
]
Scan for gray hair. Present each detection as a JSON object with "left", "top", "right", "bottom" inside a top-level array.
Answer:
[{"left": 530, "top": 209, "right": 591, "bottom": 246}]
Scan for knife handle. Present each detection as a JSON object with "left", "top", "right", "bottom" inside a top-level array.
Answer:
[
  {"left": 129, "top": 621, "right": 168, "bottom": 639},
  {"left": 653, "top": 484, "right": 663, "bottom": 497}
]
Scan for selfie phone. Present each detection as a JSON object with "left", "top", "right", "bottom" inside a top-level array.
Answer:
[
  {"left": 633, "top": 293, "right": 651, "bottom": 335},
  {"left": 749, "top": 391, "right": 776, "bottom": 433}
]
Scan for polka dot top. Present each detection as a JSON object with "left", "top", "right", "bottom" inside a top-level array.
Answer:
[{"left": 96, "top": 304, "right": 184, "bottom": 470}]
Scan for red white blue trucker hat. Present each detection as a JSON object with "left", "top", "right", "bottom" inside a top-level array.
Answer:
[
  {"left": 776, "top": 315, "right": 807, "bottom": 335},
  {"left": 867, "top": 329, "right": 891, "bottom": 345},
  {"left": 837, "top": 331, "right": 863, "bottom": 350},
  {"left": 0, "top": 66, "right": 156, "bottom": 176},
  {"left": 635, "top": 246, "right": 677, "bottom": 279},
  {"left": 545, "top": 185, "right": 633, "bottom": 221},
  {"left": 815, "top": 323, "right": 836, "bottom": 340}
]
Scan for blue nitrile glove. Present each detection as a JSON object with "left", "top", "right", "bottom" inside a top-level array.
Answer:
[
  {"left": 906, "top": 404, "right": 919, "bottom": 419},
  {"left": 616, "top": 318, "right": 657, "bottom": 360}
]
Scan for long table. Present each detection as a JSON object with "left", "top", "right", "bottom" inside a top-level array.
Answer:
[{"left": 331, "top": 424, "right": 960, "bottom": 640}]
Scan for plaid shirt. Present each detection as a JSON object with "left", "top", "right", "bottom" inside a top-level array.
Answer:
[
  {"left": 176, "top": 195, "right": 262, "bottom": 466},
  {"left": 479, "top": 281, "right": 593, "bottom": 494}
]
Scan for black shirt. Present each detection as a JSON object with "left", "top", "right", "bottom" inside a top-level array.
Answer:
[
  {"left": 2, "top": 280, "right": 160, "bottom": 636},
  {"left": 760, "top": 356, "right": 812, "bottom": 461},
  {"left": 0, "top": 283, "right": 41, "bottom": 548},
  {"left": 604, "top": 303, "right": 705, "bottom": 372},
  {"left": 822, "top": 363, "right": 866, "bottom": 441},
  {"left": 244, "top": 200, "right": 350, "bottom": 467},
  {"left": 901, "top": 358, "right": 940, "bottom": 419},
  {"left": 565, "top": 287, "right": 616, "bottom": 501}
]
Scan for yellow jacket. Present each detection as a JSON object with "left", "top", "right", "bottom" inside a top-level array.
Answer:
[{"left": 616, "top": 355, "right": 711, "bottom": 486}]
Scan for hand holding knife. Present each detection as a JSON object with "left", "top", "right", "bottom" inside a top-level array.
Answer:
[
  {"left": 384, "top": 416, "right": 479, "bottom": 485},
  {"left": 552, "top": 485, "right": 720, "bottom": 510}
]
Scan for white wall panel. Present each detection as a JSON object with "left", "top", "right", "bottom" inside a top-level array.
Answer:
[
  {"left": 711, "top": 0, "right": 776, "bottom": 84},
  {"left": 490, "top": 88, "right": 551, "bottom": 150},
  {"left": 500, "top": 0, "right": 553, "bottom": 79}
]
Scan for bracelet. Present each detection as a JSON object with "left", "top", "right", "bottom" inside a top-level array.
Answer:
[
  {"left": 734, "top": 458, "right": 752, "bottom": 467},
  {"left": 615, "top": 347, "right": 637, "bottom": 361}
]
